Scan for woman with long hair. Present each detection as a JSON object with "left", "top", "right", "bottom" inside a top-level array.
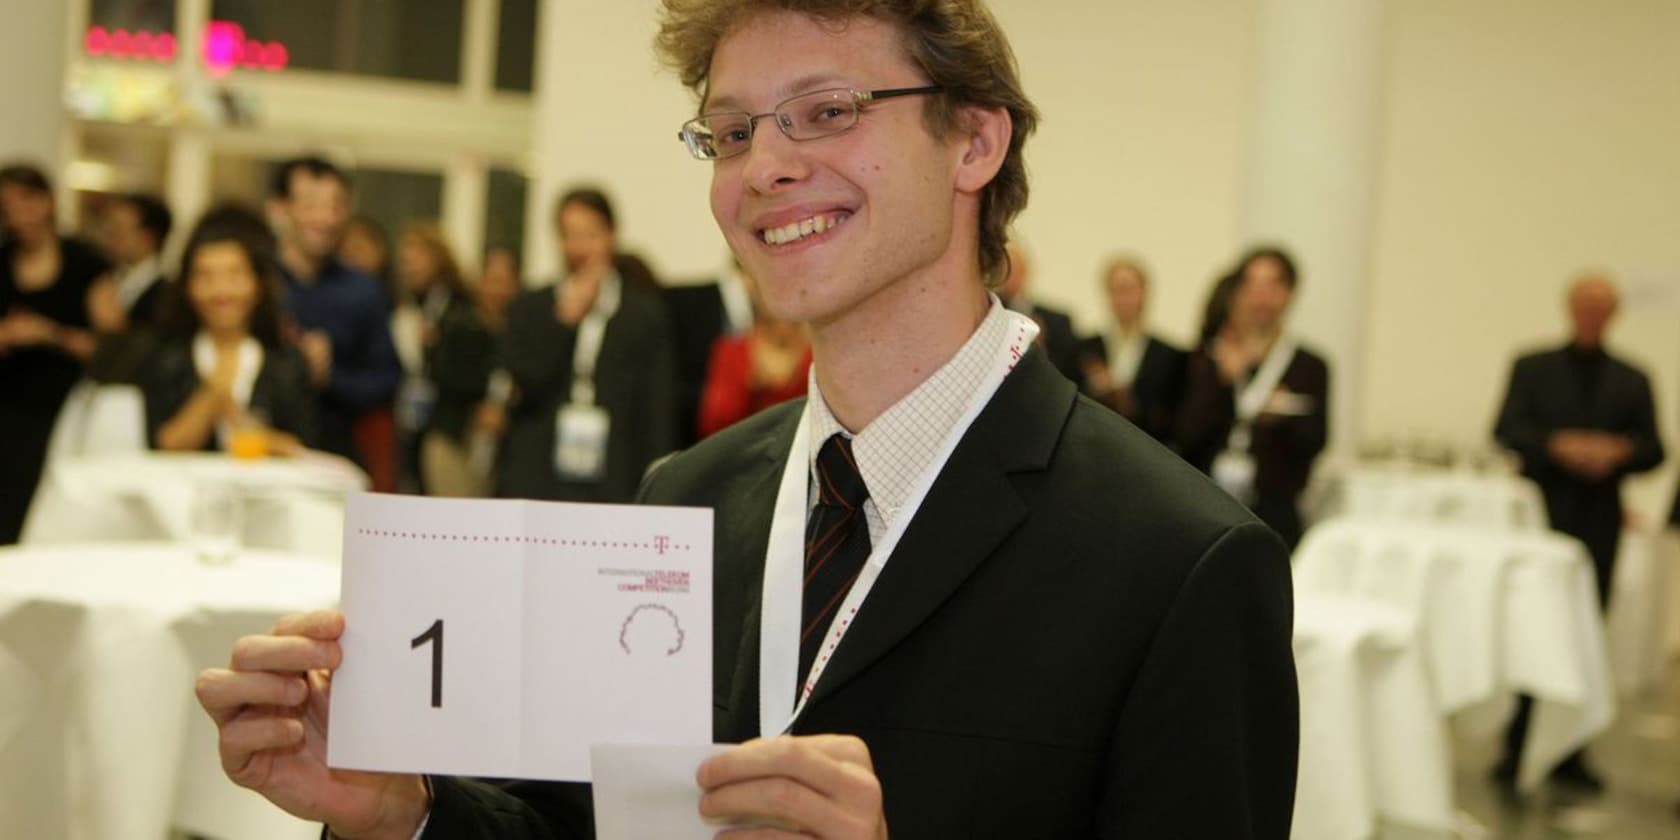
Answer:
[{"left": 142, "top": 205, "right": 317, "bottom": 455}]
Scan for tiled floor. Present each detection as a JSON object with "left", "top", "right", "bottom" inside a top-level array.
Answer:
[{"left": 1382, "top": 665, "right": 1680, "bottom": 839}]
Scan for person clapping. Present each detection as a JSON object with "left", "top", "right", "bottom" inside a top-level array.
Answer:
[{"left": 142, "top": 207, "right": 317, "bottom": 456}]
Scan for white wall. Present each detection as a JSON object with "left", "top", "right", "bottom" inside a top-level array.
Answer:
[
  {"left": 526, "top": 0, "right": 715, "bottom": 283},
  {"left": 990, "top": 0, "right": 1255, "bottom": 347},
  {"left": 1364, "top": 0, "right": 1680, "bottom": 515},
  {"left": 1, "top": 0, "right": 70, "bottom": 178}
]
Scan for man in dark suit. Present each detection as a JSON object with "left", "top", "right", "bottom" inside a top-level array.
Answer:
[
  {"left": 496, "top": 187, "right": 677, "bottom": 504},
  {"left": 999, "top": 241, "right": 1082, "bottom": 383},
  {"left": 196, "top": 2, "right": 1298, "bottom": 837},
  {"left": 1076, "top": 255, "right": 1187, "bottom": 443},
  {"left": 1491, "top": 273, "right": 1665, "bottom": 792},
  {"left": 87, "top": 192, "right": 174, "bottom": 383},
  {"left": 662, "top": 261, "right": 754, "bottom": 447}
]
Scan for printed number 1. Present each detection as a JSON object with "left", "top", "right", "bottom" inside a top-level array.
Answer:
[{"left": 411, "top": 619, "right": 443, "bottom": 708}]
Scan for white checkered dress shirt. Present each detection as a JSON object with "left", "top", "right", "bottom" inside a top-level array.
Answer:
[{"left": 807, "top": 297, "right": 1013, "bottom": 544}]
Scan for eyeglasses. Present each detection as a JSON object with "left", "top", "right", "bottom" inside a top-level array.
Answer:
[{"left": 677, "top": 86, "right": 942, "bottom": 161}]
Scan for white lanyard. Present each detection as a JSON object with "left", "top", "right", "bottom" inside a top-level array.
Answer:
[
  {"left": 1227, "top": 336, "right": 1296, "bottom": 452},
  {"left": 757, "top": 310, "right": 1039, "bottom": 736},
  {"left": 564, "top": 273, "right": 621, "bottom": 406}
]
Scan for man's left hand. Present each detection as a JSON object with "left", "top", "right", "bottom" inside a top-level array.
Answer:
[{"left": 698, "top": 734, "right": 887, "bottom": 840}]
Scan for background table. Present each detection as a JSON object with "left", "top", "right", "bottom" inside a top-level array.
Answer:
[
  {"left": 1291, "top": 594, "right": 1452, "bottom": 840},
  {"left": 1294, "top": 518, "right": 1616, "bottom": 791},
  {"left": 0, "top": 543, "right": 338, "bottom": 840},
  {"left": 21, "top": 451, "right": 367, "bottom": 559}
]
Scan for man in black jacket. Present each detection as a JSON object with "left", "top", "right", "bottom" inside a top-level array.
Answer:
[
  {"left": 1492, "top": 273, "right": 1665, "bottom": 792},
  {"left": 195, "top": 2, "right": 1298, "bottom": 837}
]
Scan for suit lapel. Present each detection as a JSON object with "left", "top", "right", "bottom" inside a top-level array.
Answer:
[
  {"left": 802, "top": 351, "right": 1074, "bottom": 712},
  {"left": 716, "top": 405, "right": 800, "bottom": 741}
]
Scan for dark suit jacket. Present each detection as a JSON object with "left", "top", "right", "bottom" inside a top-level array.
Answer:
[
  {"left": 1075, "top": 333, "right": 1188, "bottom": 443},
  {"left": 496, "top": 281, "right": 677, "bottom": 504},
  {"left": 1493, "top": 344, "right": 1664, "bottom": 568},
  {"left": 139, "top": 339, "right": 319, "bottom": 451},
  {"left": 1029, "top": 301, "right": 1083, "bottom": 384},
  {"left": 423, "top": 348, "right": 1299, "bottom": 838},
  {"left": 661, "top": 281, "right": 732, "bottom": 449},
  {"left": 1174, "top": 344, "right": 1330, "bottom": 548},
  {"left": 424, "top": 298, "right": 496, "bottom": 443}
]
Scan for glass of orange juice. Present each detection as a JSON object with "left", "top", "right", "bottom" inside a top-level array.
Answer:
[{"left": 228, "top": 412, "right": 269, "bottom": 460}]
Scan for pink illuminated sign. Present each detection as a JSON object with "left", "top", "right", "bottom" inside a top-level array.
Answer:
[{"left": 83, "top": 21, "right": 289, "bottom": 75}]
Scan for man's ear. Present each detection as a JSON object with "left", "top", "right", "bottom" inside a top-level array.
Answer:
[{"left": 952, "top": 105, "right": 1012, "bottom": 195}]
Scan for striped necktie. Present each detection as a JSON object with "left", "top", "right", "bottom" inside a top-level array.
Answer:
[{"left": 800, "top": 433, "right": 871, "bottom": 690}]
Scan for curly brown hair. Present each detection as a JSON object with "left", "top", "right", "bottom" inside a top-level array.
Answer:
[{"left": 655, "top": 0, "right": 1038, "bottom": 288}]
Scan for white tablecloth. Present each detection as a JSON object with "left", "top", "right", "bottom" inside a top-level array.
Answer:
[
  {"left": 1295, "top": 518, "right": 1616, "bottom": 791},
  {"left": 0, "top": 543, "right": 339, "bottom": 840},
  {"left": 1291, "top": 594, "right": 1452, "bottom": 840},
  {"left": 1312, "top": 465, "right": 1548, "bottom": 531},
  {"left": 20, "top": 451, "right": 367, "bottom": 559}
]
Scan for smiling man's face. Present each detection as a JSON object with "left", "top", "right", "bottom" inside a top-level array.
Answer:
[{"left": 704, "top": 11, "right": 967, "bottom": 329}]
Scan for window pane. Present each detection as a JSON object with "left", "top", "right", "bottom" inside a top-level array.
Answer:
[
  {"left": 210, "top": 0, "right": 464, "bottom": 84},
  {"left": 494, "top": 0, "right": 537, "bottom": 93},
  {"left": 484, "top": 167, "right": 529, "bottom": 268},
  {"left": 89, "top": 0, "right": 176, "bottom": 33}
]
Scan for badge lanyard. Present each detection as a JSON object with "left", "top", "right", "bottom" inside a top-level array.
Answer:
[
  {"left": 566, "top": 274, "right": 622, "bottom": 407},
  {"left": 757, "top": 308, "right": 1039, "bottom": 737},
  {"left": 1225, "top": 336, "right": 1297, "bottom": 454}
]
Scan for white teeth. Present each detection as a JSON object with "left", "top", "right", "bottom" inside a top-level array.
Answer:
[{"left": 761, "top": 213, "right": 847, "bottom": 246}]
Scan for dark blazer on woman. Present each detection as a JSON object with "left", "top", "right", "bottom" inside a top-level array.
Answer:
[
  {"left": 1174, "top": 343, "right": 1330, "bottom": 548},
  {"left": 423, "top": 297, "right": 497, "bottom": 443},
  {"left": 495, "top": 280, "right": 677, "bottom": 504},
  {"left": 139, "top": 339, "right": 319, "bottom": 451},
  {"left": 417, "top": 347, "right": 1299, "bottom": 839}
]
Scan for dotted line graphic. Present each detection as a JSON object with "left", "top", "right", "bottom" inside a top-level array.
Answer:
[
  {"left": 354, "top": 529, "right": 693, "bottom": 552},
  {"left": 619, "top": 604, "right": 685, "bottom": 656}
]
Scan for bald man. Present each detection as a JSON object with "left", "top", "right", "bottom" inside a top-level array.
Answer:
[{"left": 1491, "top": 273, "right": 1665, "bottom": 792}]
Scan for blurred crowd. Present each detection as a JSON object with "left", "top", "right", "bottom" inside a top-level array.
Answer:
[{"left": 47, "top": 150, "right": 1663, "bottom": 560}]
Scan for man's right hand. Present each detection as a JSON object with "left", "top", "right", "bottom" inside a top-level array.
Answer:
[{"left": 195, "top": 610, "right": 430, "bottom": 840}]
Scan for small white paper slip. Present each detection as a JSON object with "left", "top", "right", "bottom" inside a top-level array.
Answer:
[
  {"left": 591, "top": 744, "right": 731, "bottom": 840},
  {"left": 328, "top": 492, "right": 712, "bottom": 782}
]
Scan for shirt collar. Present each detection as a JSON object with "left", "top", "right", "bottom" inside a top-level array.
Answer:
[
  {"left": 806, "top": 296, "right": 1011, "bottom": 528},
  {"left": 115, "top": 256, "right": 164, "bottom": 310}
]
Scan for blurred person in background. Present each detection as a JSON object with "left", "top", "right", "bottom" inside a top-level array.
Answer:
[
  {"left": 96, "top": 192, "right": 173, "bottom": 328},
  {"left": 87, "top": 192, "right": 174, "bottom": 383},
  {"left": 664, "top": 256, "right": 755, "bottom": 447},
  {"left": 697, "top": 269, "right": 810, "bottom": 438},
  {"left": 1175, "top": 246, "right": 1329, "bottom": 548},
  {"left": 390, "top": 223, "right": 487, "bottom": 496},
  {"left": 142, "top": 205, "right": 317, "bottom": 455},
  {"left": 1490, "top": 272, "right": 1665, "bottom": 793},
  {"left": 389, "top": 222, "right": 469, "bottom": 491},
  {"left": 268, "top": 156, "right": 401, "bottom": 488},
  {"left": 496, "top": 185, "right": 675, "bottom": 503},
  {"left": 1076, "top": 255, "right": 1186, "bottom": 443},
  {"left": 998, "top": 240, "right": 1081, "bottom": 383},
  {"left": 0, "top": 163, "right": 114, "bottom": 544},
  {"left": 459, "top": 246, "right": 523, "bottom": 493},
  {"left": 339, "top": 213, "right": 398, "bottom": 311}
]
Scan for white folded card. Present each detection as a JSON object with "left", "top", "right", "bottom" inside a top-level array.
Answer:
[
  {"left": 591, "top": 743, "right": 730, "bottom": 840},
  {"left": 328, "top": 493, "right": 713, "bottom": 781}
]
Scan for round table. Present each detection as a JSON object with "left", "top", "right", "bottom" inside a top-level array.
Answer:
[
  {"left": 0, "top": 542, "right": 339, "bottom": 840},
  {"left": 20, "top": 451, "right": 367, "bottom": 559}
]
